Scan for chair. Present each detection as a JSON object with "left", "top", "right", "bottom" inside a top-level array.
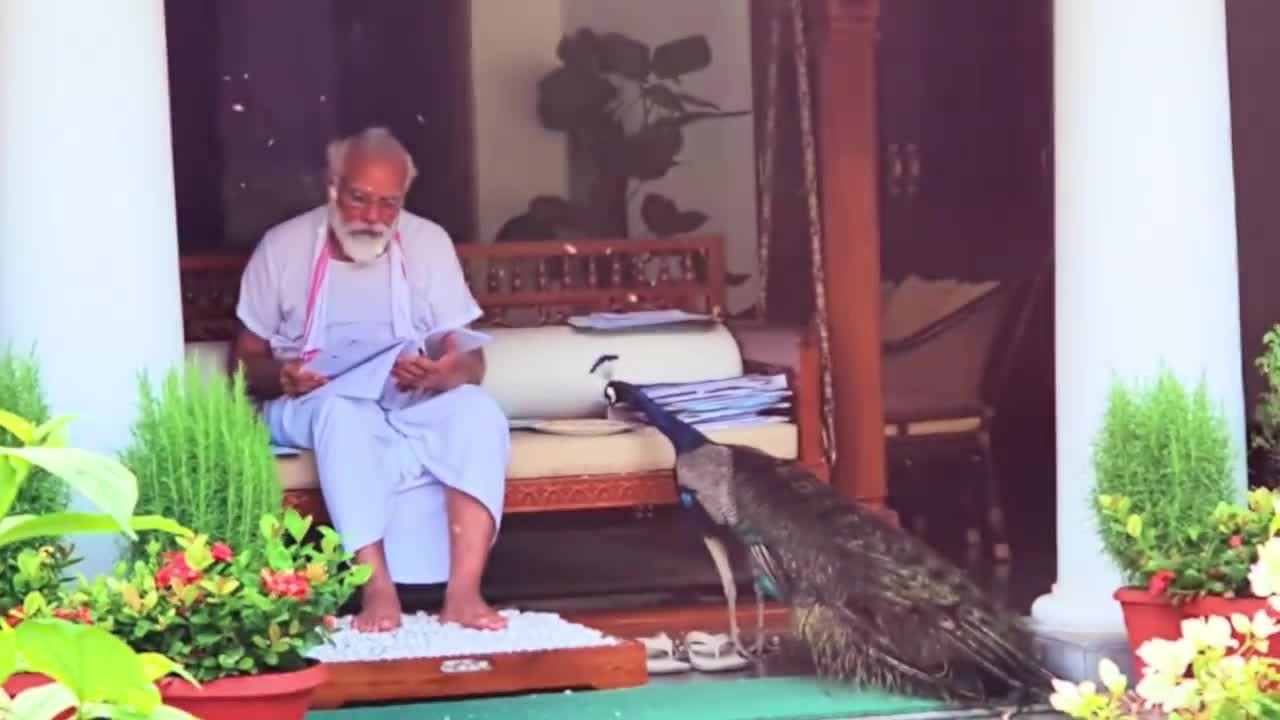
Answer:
[{"left": 881, "top": 264, "right": 1047, "bottom": 563}]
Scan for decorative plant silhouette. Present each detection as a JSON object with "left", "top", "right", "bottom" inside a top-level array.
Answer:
[{"left": 501, "top": 28, "right": 750, "bottom": 284}]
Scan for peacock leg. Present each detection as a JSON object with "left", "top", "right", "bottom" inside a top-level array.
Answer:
[{"left": 701, "top": 535, "right": 752, "bottom": 661}]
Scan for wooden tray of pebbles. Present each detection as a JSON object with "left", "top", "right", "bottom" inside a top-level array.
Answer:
[{"left": 307, "top": 610, "right": 647, "bottom": 708}]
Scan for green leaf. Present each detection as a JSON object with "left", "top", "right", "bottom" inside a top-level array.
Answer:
[
  {"left": 0, "top": 446, "right": 138, "bottom": 531},
  {"left": 8, "top": 680, "right": 77, "bottom": 720},
  {"left": 651, "top": 35, "right": 712, "bottom": 79},
  {"left": 283, "top": 510, "right": 311, "bottom": 543},
  {"left": 0, "top": 625, "right": 16, "bottom": 683},
  {"left": 0, "top": 513, "right": 189, "bottom": 548},
  {"left": 31, "top": 416, "right": 74, "bottom": 448},
  {"left": 536, "top": 67, "right": 617, "bottom": 133},
  {"left": 139, "top": 652, "right": 195, "bottom": 686},
  {"left": 0, "top": 409, "right": 36, "bottom": 445},
  {"left": 556, "top": 28, "right": 601, "bottom": 72},
  {"left": 266, "top": 545, "right": 293, "bottom": 571},
  {"left": 15, "top": 621, "right": 146, "bottom": 704}
]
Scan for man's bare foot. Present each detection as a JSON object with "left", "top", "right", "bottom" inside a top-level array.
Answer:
[
  {"left": 353, "top": 581, "right": 402, "bottom": 633},
  {"left": 440, "top": 593, "right": 507, "bottom": 631}
]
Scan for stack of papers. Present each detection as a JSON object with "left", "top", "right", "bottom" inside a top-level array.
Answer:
[
  {"left": 613, "top": 373, "right": 792, "bottom": 431},
  {"left": 567, "top": 309, "right": 714, "bottom": 331}
]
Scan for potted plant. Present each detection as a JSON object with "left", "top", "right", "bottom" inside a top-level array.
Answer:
[
  {"left": 1252, "top": 326, "right": 1280, "bottom": 487},
  {"left": 0, "top": 408, "right": 195, "bottom": 718},
  {"left": 65, "top": 508, "right": 371, "bottom": 719},
  {"left": 121, "top": 361, "right": 282, "bottom": 557},
  {"left": 1049, "top": 546, "right": 1280, "bottom": 719},
  {"left": 1091, "top": 370, "right": 1239, "bottom": 669}
]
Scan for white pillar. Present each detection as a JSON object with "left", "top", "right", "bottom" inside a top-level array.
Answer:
[
  {"left": 0, "top": 3, "right": 185, "bottom": 573},
  {"left": 1032, "top": 0, "right": 1246, "bottom": 636}
]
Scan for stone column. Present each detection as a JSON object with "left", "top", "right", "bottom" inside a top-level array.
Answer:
[
  {"left": 0, "top": 2, "right": 186, "bottom": 573},
  {"left": 1031, "top": 0, "right": 1247, "bottom": 680}
]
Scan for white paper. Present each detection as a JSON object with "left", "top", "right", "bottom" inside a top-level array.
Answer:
[
  {"left": 303, "top": 338, "right": 414, "bottom": 401},
  {"left": 421, "top": 326, "right": 493, "bottom": 360},
  {"left": 566, "top": 309, "right": 713, "bottom": 331}
]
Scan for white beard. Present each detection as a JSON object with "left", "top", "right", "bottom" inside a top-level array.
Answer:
[{"left": 328, "top": 201, "right": 393, "bottom": 265}]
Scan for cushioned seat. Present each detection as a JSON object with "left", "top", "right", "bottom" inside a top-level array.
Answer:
[{"left": 275, "top": 423, "right": 798, "bottom": 491}]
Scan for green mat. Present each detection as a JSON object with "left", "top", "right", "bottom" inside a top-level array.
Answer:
[{"left": 306, "top": 677, "right": 945, "bottom": 720}]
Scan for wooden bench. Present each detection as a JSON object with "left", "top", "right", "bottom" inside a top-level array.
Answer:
[{"left": 179, "top": 235, "right": 831, "bottom": 522}]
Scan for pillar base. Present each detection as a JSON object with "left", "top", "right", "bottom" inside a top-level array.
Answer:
[{"left": 1028, "top": 584, "right": 1130, "bottom": 683}]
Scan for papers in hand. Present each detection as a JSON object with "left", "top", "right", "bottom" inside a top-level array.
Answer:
[
  {"left": 302, "top": 338, "right": 413, "bottom": 401},
  {"left": 567, "top": 309, "right": 713, "bottom": 331},
  {"left": 421, "top": 326, "right": 493, "bottom": 360}
]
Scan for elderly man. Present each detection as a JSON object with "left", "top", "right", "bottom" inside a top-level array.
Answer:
[{"left": 232, "top": 126, "right": 510, "bottom": 633}]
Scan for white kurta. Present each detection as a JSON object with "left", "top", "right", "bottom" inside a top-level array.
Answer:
[{"left": 238, "top": 208, "right": 510, "bottom": 584}]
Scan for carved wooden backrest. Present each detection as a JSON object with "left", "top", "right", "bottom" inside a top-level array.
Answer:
[{"left": 180, "top": 236, "right": 727, "bottom": 341}]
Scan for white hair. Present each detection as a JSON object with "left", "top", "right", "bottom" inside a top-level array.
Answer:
[{"left": 325, "top": 126, "right": 418, "bottom": 191}]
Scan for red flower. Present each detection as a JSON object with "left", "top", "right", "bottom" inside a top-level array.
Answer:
[
  {"left": 52, "top": 607, "right": 93, "bottom": 625},
  {"left": 211, "top": 543, "right": 234, "bottom": 562},
  {"left": 1230, "top": 535, "right": 1244, "bottom": 548},
  {"left": 5, "top": 608, "right": 23, "bottom": 627},
  {"left": 155, "top": 550, "right": 202, "bottom": 589},
  {"left": 324, "top": 615, "right": 338, "bottom": 630},
  {"left": 260, "top": 569, "right": 312, "bottom": 601},
  {"left": 1148, "top": 569, "right": 1177, "bottom": 597}
]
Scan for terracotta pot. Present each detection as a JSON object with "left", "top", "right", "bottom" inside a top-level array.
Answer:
[
  {"left": 1182, "top": 595, "right": 1280, "bottom": 659},
  {"left": 1115, "top": 587, "right": 1184, "bottom": 674},
  {"left": 159, "top": 662, "right": 328, "bottom": 720}
]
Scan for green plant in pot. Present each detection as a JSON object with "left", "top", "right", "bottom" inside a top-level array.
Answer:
[
  {"left": 61, "top": 508, "right": 371, "bottom": 720},
  {"left": 0, "top": 408, "right": 195, "bottom": 719},
  {"left": 1091, "top": 370, "right": 1240, "bottom": 668},
  {"left": 1251, "top": 325, "right": 1280, "bottom": 487},
  {"left": 121, "top": 360, "right": 281, "bottom": 557}
]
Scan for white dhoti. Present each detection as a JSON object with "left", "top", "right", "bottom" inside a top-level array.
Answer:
[
  {"left": 264, "top": 383, "right": 510, "bottom": 585},
  {"left": 236, "top": 206, "right": 508, "bottom": 584}
]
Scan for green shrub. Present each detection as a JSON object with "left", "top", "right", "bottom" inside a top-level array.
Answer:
[
  {"left": 1091, "top": 369, "right": 1239, "bottom": 583},
  {"left": 0, "top": 347, "right": 70, "bottom": 554},
  {"left": 121, "top": 359, "right": 280, "bottom": 555}
]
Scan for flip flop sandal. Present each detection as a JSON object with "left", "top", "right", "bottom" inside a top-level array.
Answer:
[
  {"left": 685, "top": 630, "right": 751, "bottom": 673},
  {"left": 638, "top": 632, "right": 692, "bottom": 675}
]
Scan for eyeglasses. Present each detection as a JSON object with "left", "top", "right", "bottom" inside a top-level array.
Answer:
[{"left": 338, "top": 183, "right": 404, "bottom": 213}]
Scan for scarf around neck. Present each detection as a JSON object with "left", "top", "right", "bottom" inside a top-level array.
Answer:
[{"left": 299, "top": 221, "right": 415, "bottom": 361}]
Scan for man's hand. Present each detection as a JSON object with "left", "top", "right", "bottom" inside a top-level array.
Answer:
[
  {"left": 392, "top": 334, "right": 476, "bottom": 392},
  {"left": 280, "top": 360, "right": 328, "bottom": 396}
]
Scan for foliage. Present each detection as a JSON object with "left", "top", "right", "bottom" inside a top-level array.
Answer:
[
  {"left": 1252, "top": 326, "right": 1280, "bottom": 454},
  {"left": 0, "top": 346, "right": 70, "bottom": 561},
  {"left": 502, "top": 27, "right": 750, "bottom": 288},
  {"left": 1097, "top": 488, "right": 1280, "bottom": 602},
  {"left": 65, "top": 509, "right": 370, "bottom": 683},
  {"left": 0, "top": 544, "right": 78, "bottom": 620},
  {"left": 0, "top": 410, "right": 194, "bottom": 719},
  {"left": 122, "top": 361, "right": 281, "bottom": 558},
  {"left": 1051, "top": 545, "right": 1280, "bottom": 720},
  {"left": 1091, "top": 370, "right": 1239, "bottom": 585}
]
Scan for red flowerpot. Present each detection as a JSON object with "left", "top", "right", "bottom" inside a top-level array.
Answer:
[
  {"left": 1182, "top": 596, "right": 1280, "bottom": 659},
  {"left": 1115, "top": 587, "right": 1184, "bottom": 674},
  {"left": 159, "top": 663, "right": 328, "bottom": 720},
  {"left": 3, "top": 674, "right": 71, "bottom": 719}
]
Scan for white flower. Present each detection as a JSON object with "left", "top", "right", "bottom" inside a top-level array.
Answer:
[
  {"left": 1049, "top": 678, "right": 1091, "bottom": 715},
  {"left": 1251, "top": 609, "right": 1279, "bottom": 639},
  {"left": 1136, "top": 673, "right": 1198, "bottom": 713},
  {"left": 1098, "top": 658, "right": 1127, "bottom": 695},
  {"left": 1249, "top": 537, "right": 1280, "bottom": 597},
  {"left": 1269, "top": 596, "right": 1280, "bottom": 615},
  {"left": 1180, "top": 616, "right": 1236, "bottom": 651}
]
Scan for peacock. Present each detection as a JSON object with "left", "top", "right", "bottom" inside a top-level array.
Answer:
[{"left": 595, "top": 361, "right": 1052, "bottom": 703}]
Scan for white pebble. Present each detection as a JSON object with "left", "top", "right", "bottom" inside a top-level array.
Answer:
[{"left": 306, "top": 609, "right": 619, "bottom": 663}]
